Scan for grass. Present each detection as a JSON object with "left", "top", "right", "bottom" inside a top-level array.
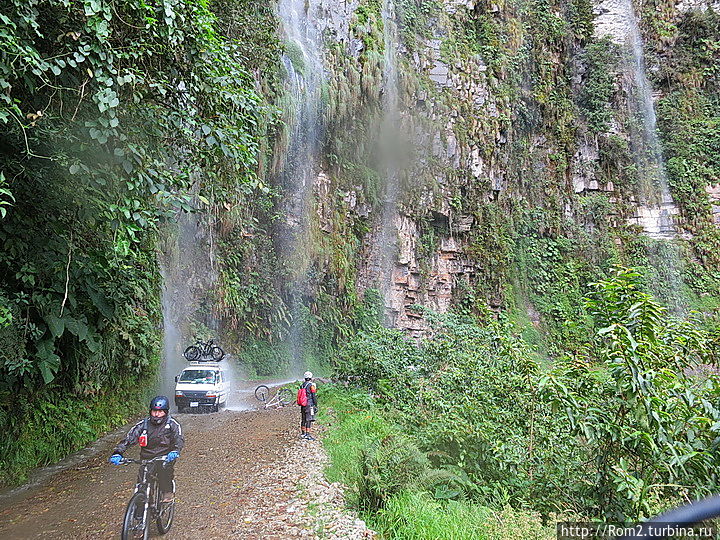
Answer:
[
  {"left": 321, "top": 387, "right": 393, "bottom": 506},
  {"left": 373, "top": 491, "right": 555, "bottom": 540}
]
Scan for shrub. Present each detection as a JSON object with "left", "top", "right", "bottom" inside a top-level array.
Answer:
[
  {"left": 358, "top": 434, "right": 431, "bottom": 511},
  {"left": 543, "top": 267, "right": 720, "bottom": 520}
]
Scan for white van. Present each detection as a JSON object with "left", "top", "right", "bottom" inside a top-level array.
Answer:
[{"left": 174, "top": 362, "right": 228, "bottom": 413}]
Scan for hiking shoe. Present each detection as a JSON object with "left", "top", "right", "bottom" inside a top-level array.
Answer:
[
  {"left": 305, "top": 434, "right": 317, "bottom": 441},
  {"left": 161, "top": 492, "right": 175, "bottom": 503}
]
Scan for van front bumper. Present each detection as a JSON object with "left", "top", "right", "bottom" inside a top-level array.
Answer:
[{"left": 175, "top": 395, "right": 217, "bottom": 409}]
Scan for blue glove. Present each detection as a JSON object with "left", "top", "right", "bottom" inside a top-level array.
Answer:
[
  {"left": 109, "top": 454, "right": 123, "bottom": 465},
  {"left": 166, "top": 451, "right": 179, "bottom": 462}
]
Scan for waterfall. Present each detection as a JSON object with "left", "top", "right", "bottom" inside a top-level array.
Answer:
[
  {"left": 594, "top": 0, "right": 686, "bottom": 312},
  {"left": 594, "top": 0, "right": 679, "bottom": 238},
  {"left": 158, "top": 212, "right": 218, "bottom": 400},
  {"left": 623, "top": 2, "right": 679, "bottom": 239},
  {"left": 377, "top": 0, "right": 404, "bottom": 326},
  {"left": 276, "top": 0, "right": 326, "bottom": 369}
]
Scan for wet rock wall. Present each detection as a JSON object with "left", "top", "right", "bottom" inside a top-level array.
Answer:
[{"left": 267, "top": 0, "right": 720, "bottom": 337}]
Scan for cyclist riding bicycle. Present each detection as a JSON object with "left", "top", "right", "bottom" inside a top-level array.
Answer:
[
  {"left": 109, "top": 395, "right": 184, "bottom": 502},
  {"left": 299, "top": 371, "right": 318, "bottom": 441}
]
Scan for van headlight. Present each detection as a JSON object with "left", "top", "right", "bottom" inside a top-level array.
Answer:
[
  {"left": 175, "top": 391, "right": 184, "bottom": 397},
  {"left": 205, "top": 392, "right": 217, "bottom": 398}
]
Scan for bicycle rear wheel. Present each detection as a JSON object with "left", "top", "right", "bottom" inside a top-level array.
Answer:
[
  {"left": 121, "top": 492, "right": 149, "bottom": 540},
  {"left": 183, "top": 345, "right": 200, "bottom": 361},
  {"left": 254, "top": 385, "right": 270, "bottom": 402},
  {"left": 278, "top": 387, "right": 293, "bottom": 406},
  {"left": 156, "top": 499, "right": 175, "bottom": 534},
  {"left": 210, "top": 346, "right": 224, "bottom": 361}
]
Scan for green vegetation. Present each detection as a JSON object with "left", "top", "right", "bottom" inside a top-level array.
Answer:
[
  {"left": 321, "top": 388, "right": 556, "bottom": 539},
  {"left": 396, "top": 0, "right": 441, "bottom": 52},
  {"left": 1, "top": 5, "right": 720, "bottom": 535},
  {"left": 323, "top": 268, "right": 720, "bottom": 531},
  {"left": 0, "top": 0, "right": 265, "bottom": 484},
  {"left": 375, "top": 492, "right": 555, "bottom": 539},
  {"left": 544, "top": 269, "right": 719, "bottom": 519},
  {"left": 648, "top": 8, "right": 720, "bottom": 312},
  {"left": 579, "top": 40, "right": 618, "bottom": 133},
  {"left": 0, "top": 387, "right": 145, "bottom": 486}
]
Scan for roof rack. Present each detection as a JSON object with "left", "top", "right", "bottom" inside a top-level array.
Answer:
[{"left": 187, "top": 361, "right": 221, "bottom": 368}]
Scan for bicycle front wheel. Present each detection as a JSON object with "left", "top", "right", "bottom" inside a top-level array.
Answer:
[
  {"left": 210, "top": 346, "right": 224, "bottom": 361},
  {"left": 122, "top": 492, "right": 149, "bottom": 540},
  {"left": 278, "top": 387, "right": 293, "bottom": 406},
  {"left": 183, "top": 346, "right": 200, "bottom": 361},
  {"left": 156, "top": 499, "right": 175, "bottom": 534},
  {"left": 254, "top": 385, "right": 270, "bottom": 402}
]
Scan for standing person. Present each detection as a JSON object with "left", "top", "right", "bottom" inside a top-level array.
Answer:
[
  {"left": 299, "top": 371, "right": 318, "bottom": 440},
  {"left": 109, "top": 395, "right": 184, "bottom": 502}
]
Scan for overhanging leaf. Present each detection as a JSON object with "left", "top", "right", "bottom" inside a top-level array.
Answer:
[{"left": 45, "top": 314, "right": 65, "bottom": 338}]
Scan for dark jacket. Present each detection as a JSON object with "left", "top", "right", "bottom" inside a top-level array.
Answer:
[{"left": 113, "top": 415, "right": 184, "bottom": 459}]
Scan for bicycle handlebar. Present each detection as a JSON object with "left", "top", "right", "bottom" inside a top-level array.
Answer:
[
  {"left": 621, "top": 494, "right": 720, "bottom": 539},
  {"left": 119, "top": 455, "right": 169, "bottom": 466}
]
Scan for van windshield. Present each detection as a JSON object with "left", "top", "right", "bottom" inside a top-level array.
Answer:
[{"left": 178, "top": 370, "right": 217, "bottom": 384}]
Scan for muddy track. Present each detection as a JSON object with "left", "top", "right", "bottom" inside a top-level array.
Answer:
[{"left": 0, "top": 407, "right": 303, "bottom": 539}]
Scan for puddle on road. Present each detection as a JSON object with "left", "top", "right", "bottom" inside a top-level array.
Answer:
[{"left": 0, "top": 423, "right": 128, "bottom": 507}]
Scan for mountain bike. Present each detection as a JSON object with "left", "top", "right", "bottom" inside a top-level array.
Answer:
[
  {"left": 183, "top": 338, "right": 224, "bottom": 361},
  {"left": 254, "top": 385, "right": 293, "bottom": 409},
  {"left": 119, "top": 456, "right": 175, "bottom": 540}
]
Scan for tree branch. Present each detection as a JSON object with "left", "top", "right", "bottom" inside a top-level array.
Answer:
[{"left": 60, "top": 230, "right": 73, "bottom": 318}]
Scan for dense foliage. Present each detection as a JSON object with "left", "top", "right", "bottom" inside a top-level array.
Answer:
[
  {"left": 0, "top": 0, "right": 262, "bottom": 484},
  {"left": 321, "top": 388, "right": 556, "bottom": 539},
  {"left": 334, "top": 268, "right": 720, "bottom": 522},
  {"left": 655, "top": 8, "right": 720, "bottom": 274}
]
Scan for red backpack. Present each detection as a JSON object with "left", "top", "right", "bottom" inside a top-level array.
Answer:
[{"left": 297, "top": 382, "right": 308, "bottom": 406}]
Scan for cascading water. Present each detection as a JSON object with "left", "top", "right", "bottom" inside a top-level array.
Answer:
[
  {"left": 377, "top": 0, "right": 404, "bottom": 326},
  {"left": 594, "top": 0, "right": 686, "bottom": 312},
  {"left": 157, "top": 212, "right": 217, "bottom": 400},
  {"left": 595, "top": 0, "right": 679, "bottom": 237},
  {"left": 157, "top": 211, "right": 250, "bottom": 410},
  {"left": 623, "top": 5, "right": 679, "bottom": 238},
  {"left": 276, "top": 0, "right": 326, "bottom": 369}
]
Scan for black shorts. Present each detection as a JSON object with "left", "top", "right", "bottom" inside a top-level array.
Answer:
[{"left": 300, "top": 405, "right": 315, "bottom": 428}]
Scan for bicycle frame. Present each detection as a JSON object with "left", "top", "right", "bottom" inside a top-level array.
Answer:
[
  {"left": 262, "top": 393, "right": 285, "bottom": 409},
  {"left": 195, "top": 339, "right": 213, "bottom": 356}
]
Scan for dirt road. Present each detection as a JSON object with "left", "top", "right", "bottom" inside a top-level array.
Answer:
[{"left": 0, "top": 407, "right": 310, "bottom": 539}]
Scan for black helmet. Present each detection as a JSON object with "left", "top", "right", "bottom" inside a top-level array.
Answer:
[{"left": 149, "top": 395, "right": 170, "bottom": 412}]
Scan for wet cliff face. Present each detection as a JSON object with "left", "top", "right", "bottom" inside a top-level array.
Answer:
[{"left": 220, "top": 0, "right": 720, "bottom": 350}]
